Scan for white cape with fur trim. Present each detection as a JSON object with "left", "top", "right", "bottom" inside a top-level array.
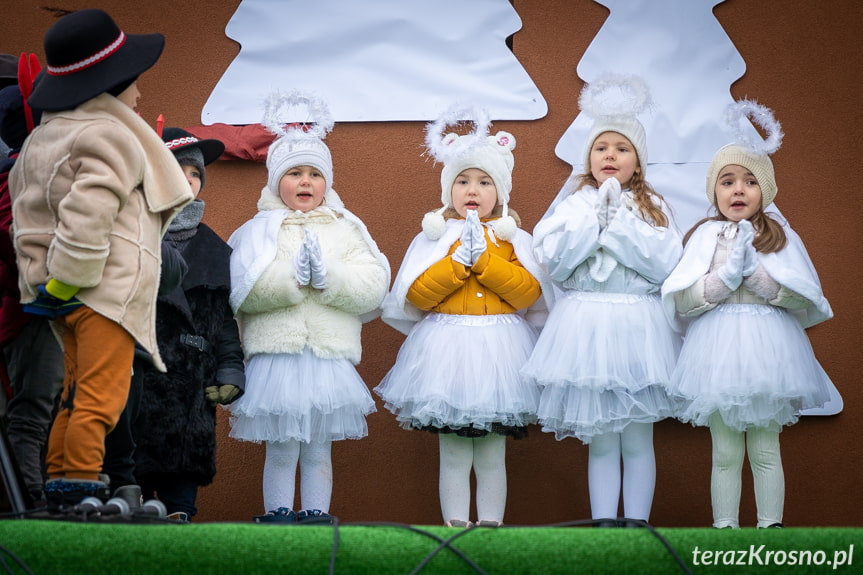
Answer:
[
  {"left": 381, "top": 218, "right": 553, "bottom": 335},
  {"left": 661, "top": 220, "right": 832, "bottom": 333},
  {"left": 228, "top": 187, "right": 390, "bottom": 321}
]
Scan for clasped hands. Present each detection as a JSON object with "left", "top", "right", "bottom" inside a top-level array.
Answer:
[
  {"left": 717, "top": 219, "right": 758, "bottom": 290},
  {"left": 452, "top": 209, "right": 488, "bottom": 267},
  {"left": 205, "top": 384, "right": 240, "bottom": 406},
  {"left": 595, "top": 176, "right": 622, "bottom": 230},
  {"left": 294, "top": 230, "right": 327, "bottom": 289}
]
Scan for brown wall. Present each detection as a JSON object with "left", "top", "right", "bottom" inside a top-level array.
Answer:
[{"left": 3, "top": 0, "right": 861, "bottom": 527}]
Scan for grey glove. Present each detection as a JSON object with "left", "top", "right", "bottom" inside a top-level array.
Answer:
[
  {"left": 452, "top": 211, "right": 478, "bottom": 266},
  {"left": 717, "top": 221, "right": 754, "bottom": 290},
  {"left": 205, "top": 384, "right": 241, "bottom": 406},
  {"left": 306, "top": 230, "right": 328, "bottom": 290},
  {"left": 294, "top": 239, "right": 311, "bottom": 286}
]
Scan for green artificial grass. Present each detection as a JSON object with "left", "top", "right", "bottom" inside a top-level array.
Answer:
[{"left": 0, "top": 520, "right": 859, "bottom": 575}]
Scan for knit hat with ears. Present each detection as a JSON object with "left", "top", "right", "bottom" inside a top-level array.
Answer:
[
  {"left": 422, "top": 104, "right": 517, "bottom": 241},
  {"left": 162, "top": 126, "right": 225, "bottom": 190},
  {"left": 262, "top": 91, "right": 334, "bottom": 197},
  {"left": 579, "top": 73, "right": 652, "bottom": 174},
  {"left": 706, "top": 99, "right": 784, "bottom": 208}
]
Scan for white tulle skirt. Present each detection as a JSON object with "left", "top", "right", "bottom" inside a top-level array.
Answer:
[
  {"left": 228, "top": 348, "right": 376, "bottom": 444},
  {"left": 374, "top": 313, "right": 540, "bottom": 433},
  {"left": 521, "top": 291, "right": 680, "bottom": 442},
  {"left": 669, "top": 303, "right": 832, "bottom": 432}
]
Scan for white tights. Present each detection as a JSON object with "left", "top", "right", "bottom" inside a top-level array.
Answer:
[
  {"left": 438, "top": 433, "right": 507, "bottom": 524},
  {"left": 588, "top": 422, "right": 655, "bottom": 521},
  {"left": 262, "top": 439, "right": 333, "bottom": 513},
  {"left": 709, "top": 413, "right": 784, "bottom": 528}
]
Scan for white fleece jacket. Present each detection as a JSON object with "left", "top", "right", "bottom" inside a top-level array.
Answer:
[{"left": 229, "top": 187, "right": 389, "bottom": 363}]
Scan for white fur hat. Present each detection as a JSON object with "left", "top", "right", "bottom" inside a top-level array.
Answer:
[
  {"left": 579, "top": 73, "right": 652, "bottom": 173},
  {"left": 706, "top": 99, "right": 783, "bottom": 209},
  {"left": 261, "top": 91, "right": 334, "bottom": 195},
  {"left": 423, "top": 104, "right": 517, "bottom": 241}
]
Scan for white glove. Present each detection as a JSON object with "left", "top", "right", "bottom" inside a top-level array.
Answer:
[
  {"left": 306, "top": 230, "right": 328, "bottom": 290},
  {"left": 468, "top": 211, "right": 488, "bottom": 263},
  {"left": 737, "top": 219, "right": 758, "bottom": 277},
  {"left": 716, "top": 223, "right": 751, "bottom": 290},
  {"left": 605, "top": 177, "right": 622, "bottom": 223},
  {"left": 294, "top": 240, "right": 311, "bottom": 286},
  {"left": 452, "top": 211, "right": 478, "bottom": 266},
  {"left": 595, "top": 177, "right": 620, "bottom": 229}
]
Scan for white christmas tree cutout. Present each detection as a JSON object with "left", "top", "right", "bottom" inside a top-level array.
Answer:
[{"left": 201, "top": 0, "right": 547, "bottom": 124}]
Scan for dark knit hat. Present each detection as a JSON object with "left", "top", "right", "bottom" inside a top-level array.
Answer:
[
  {"left": 28, "top": 9, "right": 165, "bottom": 111},
  {"left": 162, "top": 127, "right": 224, "bottom": 190}
]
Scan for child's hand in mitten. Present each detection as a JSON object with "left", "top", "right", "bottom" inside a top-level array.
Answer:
[
  {"left": 595, "top": 177, "right": 620, "bottom": 229},
  {"left": 22, "top": 282, "right": 83, "bottom": 318},
  {"left": 467, "top": 210, "right": 487, "bottom": 264},
  {"left": 452, "top": 212, "right": 476, "bottom": 266},
  {"left": 294, "top": 239, "right": 311, "bottom": 286},
  {"left": 737, "top": 219, "right": 758, "bottom": 277},
  {"left": 306, "top": 230, "right": 328, "bottom": 290},
  {"left": 717, "top": 225, "right": 749, "bottom": 290},
  {"left": 605, "top": 177, "right": 622, "bottom": 224},
  {"left": 205, "top": 384, "right": 241, "bottom": 406}
]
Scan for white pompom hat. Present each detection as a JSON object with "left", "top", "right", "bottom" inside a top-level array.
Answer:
[
  {"left": 422, "top": 104, "right": 517, "bottom": 241},
  {"left": 261, "top": 91, "right": 334, "bottom": 195},
  {"left": 578, "top": 73, "right": 652, "bottom": 173}
]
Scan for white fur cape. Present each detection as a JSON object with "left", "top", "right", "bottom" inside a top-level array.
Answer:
[
  {"left": 661, "top": 220, "right": 832, "bottom": 332},
  {"left": 381, "top": 217, "right": 553, "bottom": 335},
  {"left": 228, "top": 187, "right": 390, "bottom": 322}
]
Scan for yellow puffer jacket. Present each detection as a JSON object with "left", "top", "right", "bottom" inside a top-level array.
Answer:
[{"left": 407, "top": 227, "right": 541, "bottom": 315}]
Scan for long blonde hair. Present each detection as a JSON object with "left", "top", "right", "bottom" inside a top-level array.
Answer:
[{"left": 572, "top": 166, "right": 670, "bottom": 228}]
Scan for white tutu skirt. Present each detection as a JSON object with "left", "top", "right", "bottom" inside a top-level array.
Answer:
[
  {"left": 669, "top": 303, "right": 832, "bottom": 432},
  {"left": 374, "top": 313, "right": 539, "bottom": 433},
  {"left": 228, "top": 348, "right": 376, "bottom": 444},
  {"left": 521, "top": 291, "right": 680, "bottom": 442}
]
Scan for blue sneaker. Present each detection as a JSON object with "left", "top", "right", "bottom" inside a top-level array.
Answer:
[{"left": 44, "top": 478, "right": 111, "bottom": 509}]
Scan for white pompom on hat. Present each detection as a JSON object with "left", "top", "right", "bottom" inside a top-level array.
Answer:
[
  {"left": 578, "top": 73, "right": 652, "bottom": 173},
  {"left": 706, "top": 99, "right": 784, "bottom": 208},
  {"left": 261, "top": 91, "right": 334, "bottom": 196},
  {"left": 422, "top": 104, "right": 517, "bottom": 241}
]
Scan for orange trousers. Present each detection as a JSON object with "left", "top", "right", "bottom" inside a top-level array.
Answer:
[{"left": 46, "top": 306, "right": 134, "bottom": 481}]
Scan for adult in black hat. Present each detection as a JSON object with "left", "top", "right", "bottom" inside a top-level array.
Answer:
[
  {"left": 8, "top": 9, "right": 194, "bottom": 508},
  {"left": 130, "top": 127, "right": 243, "bottom": 522}
]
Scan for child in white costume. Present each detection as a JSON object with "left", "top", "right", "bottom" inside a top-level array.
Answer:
[
  {"left": 661, "top": 100, "right": 833, "bottom": 529},
  {"left": 375, "top": 106, "right": 551, "bottom": 527},
  {"left": 227, "top": 93, "right": 390, "bottom": 524},
  {"left": 521, "top": 75, "right": 682, "bottom": 524}
]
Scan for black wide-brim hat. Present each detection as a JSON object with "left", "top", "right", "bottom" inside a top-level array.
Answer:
[
  {"left": 28, "top": 9, "right": 164, "bottom": 112},
  {"left": 162, "top": 127, "right": 225, "bottom": 166}
]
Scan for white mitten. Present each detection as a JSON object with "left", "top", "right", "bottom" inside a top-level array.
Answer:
[
  {"left": 716, "top": 232, "right": 748, "bottom": 290},
  {"left": 452, "top": 212, "right": 476, "bottom": 266},
  {"left": 605, "top": 177, "right": 622, "bottom": 223},
  {"left": 468, "top": 212, "right": 488, "bottom": 263},
  {"left": 306, "top": 230, "right": 328, "bottom": 290},
  {"left": 294, "top": 240, "right": 311, "bottom": 286},
  {"left": 737, "top": 219, "right": 758, "bottom": 277},
  {"left": 595, "top": 183, "right": 610, "bottom": 229}
]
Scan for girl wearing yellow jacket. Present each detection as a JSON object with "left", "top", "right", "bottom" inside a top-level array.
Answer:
[{"left": 376, "top": 106, "right": 551, "bottom": 528}]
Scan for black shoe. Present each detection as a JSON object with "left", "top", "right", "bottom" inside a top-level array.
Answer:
[
  {"left": 296, "top": 509, "right": 335, "bottom": 524},
  {"left": 254, "top": 507, "right": 296, "bottom": 524}
]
